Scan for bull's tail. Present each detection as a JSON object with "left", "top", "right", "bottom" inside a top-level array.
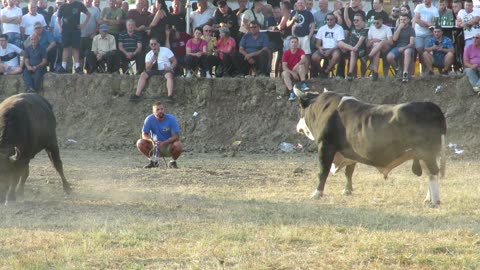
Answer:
[{"left": 440, "top": 134, "right": 446, "bottom": 178}]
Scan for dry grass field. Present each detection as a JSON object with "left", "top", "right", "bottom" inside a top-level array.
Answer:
[{"left": 0, "top": 149, "right": 479, "bottom": 269}]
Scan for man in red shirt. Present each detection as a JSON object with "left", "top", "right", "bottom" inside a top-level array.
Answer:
[{"left": 282, "top": 36, "right": 309, "bottom": 101}]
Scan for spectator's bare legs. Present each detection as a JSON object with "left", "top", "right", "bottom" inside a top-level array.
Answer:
[
  {"left": 136, "top": 139, "right": 183, "bottom": 160},
  {"left": 325, "top": 50, "right": 340, "bottom": 74},
  {"left": 403, "top": 49, "right": 413, "bottom": 74},
  {"left": 73, "top": 48, "right": 80, "bottom": 69},
  {"left": 135, "top": 72, "right": 149, "bottom": 96},
  {"left": 165, "top": 72, "right": 174, "bottom": 97},
  {"left": 282, "top": 71, "right": 295, "bottom": 91},
  {"left": 422, "top": 51, "right": 434, "bottom": 73},
  {"left": 170, "top": 141, "right": 183, "bottom": 160},
  {"left": 443, "top": 52, "right": 454, "bottom": 73},
  {"left": 349, "top": 51, "right": 358, "bottom": 75}
]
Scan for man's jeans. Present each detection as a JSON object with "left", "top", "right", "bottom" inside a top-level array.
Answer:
[{"left": 464, "top": 68, "right": 480, "bottom": 87}]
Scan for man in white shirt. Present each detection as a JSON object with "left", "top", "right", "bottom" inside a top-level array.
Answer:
[
  {"left": 0, "top": 33, "right": 23, "bottom": 74},
  {"left": 311, "top": 13, "right": 345, "bottom": 78},
  {"left": 456, "top": 0, "right": 480, "bottom": 47},
  {"left": 189, "top": 0, "right": 215, "bottom": 34},
  {"left": 414, "top": 0, "right": 438, "bottom": 73},
  {"left": 1, "top": 0, "right": 23, "bottom": 48},
  {"left": 367, "top": 15, "right": 393, "bottom": 80},
  {"left": 20, "top": 1, "right": 47, "bottom": 42}
]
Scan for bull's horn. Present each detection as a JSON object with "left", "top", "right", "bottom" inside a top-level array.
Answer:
[
  {"left": 293, "top": 84, "right": 306, "bottom": 98},
  {"left": 9, "top": 147, "right": 20, "bottom": 162},
  {"left": 324, "top": 88, "right": 329, "bottom": 93}
]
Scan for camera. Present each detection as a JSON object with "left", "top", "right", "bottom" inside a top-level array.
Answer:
[{"left": 434, "top": 41, "right": 440, "bottom": 45}]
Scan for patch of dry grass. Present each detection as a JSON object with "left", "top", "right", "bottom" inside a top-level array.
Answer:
[{"left": 0, "top": 150, "right": 479, "bottom": 269}]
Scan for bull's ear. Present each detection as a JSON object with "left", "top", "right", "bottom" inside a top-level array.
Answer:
[
  {"left": 9, "top": 147, "right": 20, "bottom": 162},
  {"left": 324, "top": 88, "right": 329, "bottom": 93},
  {"left": 293, "top": 84, "right": 306, "bottom": 99}
]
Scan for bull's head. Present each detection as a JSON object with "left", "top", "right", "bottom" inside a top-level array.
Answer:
[{"left": 293, "top": 86, "right": 326, "bottom": 141}]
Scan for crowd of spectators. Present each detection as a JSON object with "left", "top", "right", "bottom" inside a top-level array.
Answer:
[{"left": 0, "top": 0, "right": 479, "bottom": 100}]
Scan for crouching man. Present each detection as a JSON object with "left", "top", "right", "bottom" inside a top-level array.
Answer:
[{"left": 136, "top": 101, "right": 183, "bottom": 169}]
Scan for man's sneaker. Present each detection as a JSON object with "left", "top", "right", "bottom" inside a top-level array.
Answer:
[
  {"left": 185, "top": 71, "right": 193, "bottom": 78},
  {"left": 56, "top": 66, "right": 66, "bottom": 73},
  {"left": 129, "top": 94, "right": 142, "bottom": 102},
  {"left": 288, "top": 92, "right": 296, "bottom": 101},
  {"left": 372, "top": 72, "right": 379, "bottom": 81},
  {"left": 206, "top": 72, "right": 212, "bottom": 78},
  {"left": 300, "top": 82, "right": 310, "bottom": 91},
  {"left": 473, "top": 86, "right": 480, "bottom": 93},
  {"left": 166, "top": 96, "right": 174, "bottom": 104},
  {"left": 75, "top": 67, "right": 83, "bottom": 74},
  {"left": 168, "top": 160, "right": 178, "bottom": 169},
  {"left": 346, "top": 73, "right": 354, "bottom": 81},
  {"left": 144, "top": 161, "right": 158, "bottom": 168},
  {"left": 428, "top": 70, "right": 434, "bottom": 76},
  {"left": 402, "top": 72, "right": 409, "bottom": 82}
]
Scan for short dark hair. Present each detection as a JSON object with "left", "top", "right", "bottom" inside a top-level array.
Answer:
[
  {"left": 400, "top": 12, "right": 411, "bottom": 19},
  {"left": 289, "top": 36, "right": 299, "bottom": 42},
  {"left": 152, "top": 101, "right": 164, "bottom": 107},
  {"left": 0, "top": 34, "right": 8, "bottom": 41},
  {"left": 249, "top": 20, "right": 260, "bottom": 27},
  {"left": 353, "top": 12, "right": 365, "bottom": 21},
  {"left": 374, "top": 15, "right": 383, "bottom": 21}
]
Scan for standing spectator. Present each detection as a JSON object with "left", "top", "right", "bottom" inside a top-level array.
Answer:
[
  {"left": 118, "top": 19, "right": 144, "bottom": 74},
  {"left": 37, "top": 0, "right": 50, "bottom": 25},
  {"left": 367, "top": 15, "right": 393, "bottom": 80},
  {"left": 0, "top": 33, "right": 23, "bottom": 75},
  {"left": 56, "top": 0, "right": 91, "bottom": 74},
  {"left": 339, "top": 12, "right": 368, "bottom": 80},
  {"left": 20, "top": 1, "right": 47, "bottom": 43},
  {"left": 189, "top": 0, "right": 215, "bottom": 34},
  {"left": 451, "top": 0, "right": 462, "bottom": 20},
  {"left": 311, "top": 13, "right": 345, "bottom": 78},
  {"left": 463, "top": 32, "right": 480, "bottom": 91},
  {"left": 305, "top": 0, "right": 315, "bottom": 14},
  {"left": 165, "top": 27, "right": 190, "bottom": 76},
  {"left": 239, "top": 0, "right": 264, "bottom": 38},
  {"left": 456, "top": 0, "right": 480, "bottom": 47},
  {"left": 49, "top": 0, "right": 63, "bottom": 71},
  {"left": 212, "top": 0, "right": 239, "bottom": 38},
  {"left": 414, "top": 0, "right": 438, "bottom": 74},
  {"left": 423, "top": 25, "right": 455, "bottom": 75},
  {"left": 85, "top": 23, "right": 120, "bottom": 73},
  {"left": 80, "top": 0, "right": 101, "bottom": 71},
  {"left": 265, "top": 6, "right": 282, "bottom": 29},
  {"left": 282, "top": 36, "right": 309, "bottom": 101},
  {"left": 166, "top": 0, "right": 186, "bottom": 33},
  {"left": 184, "top": 27, "right": 209, "bottom": 78},
  {"left": 93, "top": 0, "right": 100, "bottom": 10},
  {"left": 100, "top": 0, "right": 124, "bottom": 39},
  {"left": 130, "top": 37, "right": 177, "bottom": 103},
  {"left": 127, "top": 0, "right": 151, "bottom": 50},
  {"left": 216, "top": 26, "right": 236, "bottom": 77},
  {"left": 389, "top": 6, "right": 400, "bottom": 27},
  {"left": 334, "top": 0, "right": 364, "bottom": 38},
  {"left": 438, "top": 0, "right": 454, "bottom": 23},
  {"left": 233, "top": 20, "right": 270, "bottom": 77},
  {"left": 149, "top": 0, "right": 169, "bottom": 46},
  {"left": 135, "top": 101, "right": 184, "bottom": 169},
  {"left": 121, "top": 1, "right": 129, "bottom": 13},
  {"left": 1, "top": 0, "right": 23, "bottom": 48},
  {"left": 287, "top": 0, "right": 315, "bottom": 71},
  {"left": 313, "top": 0, "right": 331, "bottom": 29},
  {"left": 233, "top": 0, "right": 247, "bottom": 28},
  {"left": 386, "top": 13, "right": 415, "bottom": 82},
  {"left": 24, "top": 22, "right": 56, "bottom": 71},
  {"left": 366, "top": 0, "right": 390, "bottom": 26},
  {"left": 23, "top": 33, "right": 46, "bottom": 92}
]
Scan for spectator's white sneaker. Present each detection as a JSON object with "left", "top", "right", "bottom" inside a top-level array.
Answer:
[
  {"left": 185, "top": 71, "right": 193, "bottom": 78},
  {"left": 206, "top": 72, "right": 212, "bottom": 78}
]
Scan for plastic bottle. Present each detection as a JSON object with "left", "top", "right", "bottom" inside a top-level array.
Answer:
[{"left": 279, "top": 142, "right": 295, "bottom": 152}]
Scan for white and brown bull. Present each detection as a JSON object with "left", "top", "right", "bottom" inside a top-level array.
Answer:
[{"left": 294, "top": 87, "right": 446, "bottom": 206}]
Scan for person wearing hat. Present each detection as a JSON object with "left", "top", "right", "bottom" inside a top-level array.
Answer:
[
  {"left": 423, "top": 25, "right": 454, "bottom": 76},
  {"left": 24, "top": 21, "right": 57, "bottom": 71},
  {"left": 1, "top": 0, "right": 23, "bottom": 49},
  {"left": 84, "top": 23, "right": 121, "bottom": 73},
  {"left": 463, "top": 32, "right": 480, "bottom": 92},
  {"left": 56, "top": 0, "right": 91, "bottom": 74},
  {"left": 212, "top": 0, "right": 239, "bottom": 38}
]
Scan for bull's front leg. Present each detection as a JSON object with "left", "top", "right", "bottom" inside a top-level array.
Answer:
[
  {"left": 342, "top": 163, "right": 356, "bottom": 195},
  {"left": 422, "top": 159, "right": 441, "bottom": 207},
  {"left": 312, "top": 143, "right": 335, "bottom": 199}
]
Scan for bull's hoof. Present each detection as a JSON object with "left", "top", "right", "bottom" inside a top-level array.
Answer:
[
  {"left": 342, "top": 189, "right": 353, "bottom": 195},
  {"left": 424, "top": 200, "right": 441, "bottom": 208},
  {"left": 63, "top": 183, "right": 72, "bottom": 195},
  {"left": 311, "top": 190, "right": 323, "bottom": 199}
]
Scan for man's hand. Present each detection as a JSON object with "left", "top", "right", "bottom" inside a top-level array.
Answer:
[
  {"left": 96, "top": 53, "right": 104, "bottom": 61},
  {"left": 397, "top": 22, "right": 406, "bottom": 30}
]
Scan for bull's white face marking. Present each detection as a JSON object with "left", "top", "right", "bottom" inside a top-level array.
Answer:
[
  {"left": 296, "top": 117, "right": 314, "bottom": 141},
  {"left": 427, "top": 174, "right": 440, "bottom": 206}
]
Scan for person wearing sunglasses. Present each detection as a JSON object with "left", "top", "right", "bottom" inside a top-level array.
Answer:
[{"left": 367, "top": 15, "right": 393, "bottom": 80}]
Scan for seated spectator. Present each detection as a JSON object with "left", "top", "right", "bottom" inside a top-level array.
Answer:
[
  {"left": 367, "top": 15, "right": 393, "bottom": 80},
  {"left": 216, "top": 27, "right": 236, "bottom": 77},
  {"left": 165, "top": 27, "right": 190, "bottom": 76},
  {"left": 366, "top": 0, "right": 390, "bottom": 26},
  {"left": 166, "top": 0, "right": 186, "bottom": 33},
  {"left": 24, "top": 22, "right": 56, "bottom": 72},
  {"left": 85, "top": 24, "right": 120, "bottom": 74},
  {"left": 423, "top": 25, "right": 454, "bottom": 76},
  {"left": 185, "top": 27, "right": 209, "bottom": 78},
  {"left": 1, "top": 0, "right": 23, "bottom": 49},
  {"left": 282, "top": 36, "right": 309, "bottom": 101},
  {"left": 23, "top": 33, "right": 47, "bottom": 92},
  {"left": 463, "top": 33, "right": 480, "bottom": 92},
  {"left": 386, "top": 13, "right": 415, "bottom": 82},
  {"left": 118, "top": 19, "right": 145, "bottom": 74},
  {"left": 311, "top": 13, "right": 345, "bottom": 78},
  {"left": 389, "top": 6, "right": 400, "bottom": 27},
  {"left": 0, "top": 34, "right": 23, "bottom": 75},
  {"left": 338, "top": 12, "right": 368, "bottom": 81},
  {"left": 233, "top": 20, "right": 270, "bottom": 77},
  {"left": 130, "top": 37, "right": 177, "bottom": 103},
  {"left": 202, "top": 24, "right": 220, "bottom": 77}
]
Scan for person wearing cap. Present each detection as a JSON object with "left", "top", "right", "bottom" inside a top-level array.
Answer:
[
  {"left": 130, "top": 37, "right": 177, "bottom": 103},
  {"left": 423, "top": 25, "right": 454, "bottom": 75},
  {"left": 463, "top": 32, "right": 480, "bottom": 92},
  {"left": 216, "top": 26, "right": 236, "bottom": 76},
  {"left": 20, "top": 1, "right": 47, "bottom": 42},
  {"left": 23, "top": 33, "right": 47, "bottom": 92},
  {"left": 386, "top": 12, "right": 415, "bottom": 82},
  {"left": 84, "top": 23, "right": 120, "bottom": 73},
  {"left": 212, "top": 0, "right": 239, "bottom": 38},
  {"left": 56, "top": 0, "right": 91, "bottom": 74},
  {"left": 24, "top": 21, "right": 57, "bottom": 71},
  {"left": 1, "top": 0, "right": 23, "bottom": 49},
  {"left": 414, "top": 0, "right": 439, "bottom": 75}
]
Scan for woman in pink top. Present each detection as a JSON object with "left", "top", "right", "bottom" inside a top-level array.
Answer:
[
  {"left": 185, "top": 27, "right": 209, "bottom": 78},
  {"left": 216, "top": 27, "right": 236, "bottom": 77}
]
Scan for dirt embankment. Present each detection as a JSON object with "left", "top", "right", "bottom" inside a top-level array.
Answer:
[{"left": 0, "top": 74, "right": 478, "bottom": 156}]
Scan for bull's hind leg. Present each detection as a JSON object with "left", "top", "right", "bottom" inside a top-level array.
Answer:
[
  {"left": 342, "top": 163, "right": 356, "bottom": 195},
  {"left": 421, "top": 158, "right": 441, "bottom": 206},
  {"left": 46, "top": 145, "right": 71, "bottom": 194},
  {"left": 16, "top": 164, "right": 29, "bottom": 197}
]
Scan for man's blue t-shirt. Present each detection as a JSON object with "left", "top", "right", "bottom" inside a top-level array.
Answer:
[
  {"left": 142, "top": 114, "right": 180, "bottom": 141},
  {"left": 239, "top": 32, "right": 270, "bottom": 54},
  {"left": 426, "top": 36, "right": 453, "bottom": 62}
]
